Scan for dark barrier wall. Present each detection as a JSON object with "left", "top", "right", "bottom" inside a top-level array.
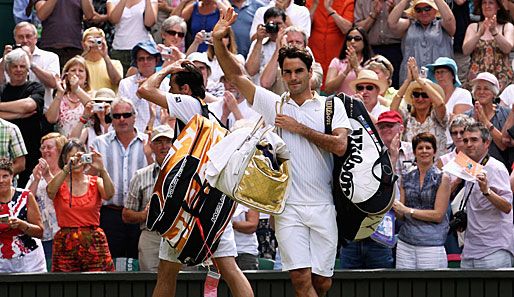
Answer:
[
  {"left": 1, "top": 270, "right": 514, "bottom": 297},
  {"left": 0, "top": 0, "right": 14, "bottom": 50}
]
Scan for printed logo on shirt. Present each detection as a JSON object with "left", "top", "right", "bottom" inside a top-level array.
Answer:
[{"left": 175, "top": 96, "right": 181, "bottom": 103}]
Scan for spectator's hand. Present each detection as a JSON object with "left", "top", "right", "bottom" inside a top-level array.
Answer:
[
  {"left": 223, "top": 91, "right": 239, "bottom": 112},
  {"left": 408, "top": 57, "right": 420, "bottom": 81},
  {"left": 89, "top": 146, "right": 106, "bottom": 171},
  {"left": 2, "top": 45, "right": 12, "bottom": 61},
  {"left": 275, "top": 114, "right": 299, "bottom": 132},
  {"left": 83, "top": 101, "right": 94, "bottom": 119},
  {"left": 481, "top": 18, "right": 490, "bottom": 36},
  {"left": 392, "top": 200, "right": 409, "bottom": 215},
  {"left": 277, "top": 28, "right": 287, "bottom": 48},
  {"left": 158, "top": 0, "right": 171, "bottom": 13},
  {"left": 385, "top": 0, "right": 394, "bottom": 13},
  {"left": 53, "top": 74, "right": 66, "bottom": 95},
  {"left": 160, "top": 108, "right": 176, "bottom": 127},
  {"left": 149, "top": 101, "right": 157, "bottom": 123},
  {"left": 89, "top": 12, "right": 105, "bottom": 24},
  {"left": 142, "top": 132, "right": 153, "bottom": 158},
  {"left": 136, "top": 76, "right": 148, "bottom": 86},
  {"left": 104, "top": 103, "right": 112, "bottom": 116},
  {"left": 7, "top": 217, "right": 29, "bottom": 232},
  {"left": 488, "top": 15, "right": 498, "bottom": 34},
  {"left": 275, "top": 0, "right": 288, "bottom": 11},
  {"left": 32, "top": 163, "right": 42, "bottom": 181},
  {"left": 474, "top": 101, "right": 490, "bottom": 125},
  {"left": 21, "top": 45, "right": 33, "bottom": 65},
  {"left": 99, "top": 39, "right": 109, "bottom": 58},
  {"left": 389, "top": 131, "right": 401, "bottom": 162},
  {"left": 193, "top": 30, "right": 206, "bottom": 45},
  {"left": 69, "top": 74, "right": 80, "bottom": 93},
  {"left": 346, "top": 46, "right": 359, "bottom": 70},
  {"left": 256, "top": 24, "right": 268, "bottom": 41},
  {"left": 324, "top": 0, "right": 334, "bottom": 12},
  {"left": 476, "top": 171, "right": 489, "bottom": 193},
  {"left": 371, "top": 0, "right": 383, "bottom": 19}
]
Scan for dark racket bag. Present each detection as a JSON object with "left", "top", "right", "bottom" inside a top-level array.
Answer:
[{"left": 325, "top": 93, "right": 397, "bottom": 244}]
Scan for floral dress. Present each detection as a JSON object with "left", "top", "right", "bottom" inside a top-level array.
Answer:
[
  {"left": 465, "top": 33, "right": 513, "bottom": 91},
  {"left": 57, "top": 96, "right": 84, "bottom": 138}
]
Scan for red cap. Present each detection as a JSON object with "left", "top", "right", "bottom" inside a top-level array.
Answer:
[{"left": 376, "top": 110, "right": 403, "bottom": 125}]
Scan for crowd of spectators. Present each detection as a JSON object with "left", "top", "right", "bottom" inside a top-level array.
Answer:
[{"left": 1, "top": 0, "right": 514, "bottom": 282}]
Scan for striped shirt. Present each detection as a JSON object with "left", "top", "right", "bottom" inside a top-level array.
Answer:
[
  {"left": 0, "top": 118, "right": 27, "bottom": 159},
  {"left": 124, "top": 162, "right": 160, "bottom": 230},
  {"left": 91, "top": 130, "right": 148, "bottom": 206},
  {"left": 252, "top": 87, "right": 352, "bottom": 205}
]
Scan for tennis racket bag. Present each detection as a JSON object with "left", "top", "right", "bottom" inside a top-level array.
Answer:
[
  {"left": 325, "top": 93, "right": 397, "bottom": 243},
  {"left": 146, "top": 114, "right": 236, "bottom": 266}
]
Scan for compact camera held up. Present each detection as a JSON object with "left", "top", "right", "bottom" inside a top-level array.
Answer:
[{"left": 81, "top": 153, "right": 93, "bottom": 164}]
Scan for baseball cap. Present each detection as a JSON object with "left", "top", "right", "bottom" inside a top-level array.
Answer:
[
  {"left": 151, "top": 125, "right": 174, "bottom": 142},
  {"left": 376, "top": 110, "right": 403, "bottom": 125}
]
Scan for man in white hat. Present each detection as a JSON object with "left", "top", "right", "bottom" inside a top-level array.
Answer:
[
  {"left": 349, "top": 69, "right": 389, "bottom": 119},
  {"left": 122, "top": 125, "right": 174, "bottom": 271}
]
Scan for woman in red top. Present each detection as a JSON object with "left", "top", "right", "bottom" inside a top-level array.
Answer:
[{"left": 47, "top": 139, "right": 115, "bottom": 272}]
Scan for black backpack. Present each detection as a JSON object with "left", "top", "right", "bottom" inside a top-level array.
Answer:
[{"left": 325, "top": 93, "right": 397, "bottom": 244}]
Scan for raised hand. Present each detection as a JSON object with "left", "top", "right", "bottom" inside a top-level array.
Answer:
[
  {"left": 89, "top": 146, "right": 105, "bottom": 172},
  {"left": 212, "top": 7, "right": 238, "bottom": 41}
]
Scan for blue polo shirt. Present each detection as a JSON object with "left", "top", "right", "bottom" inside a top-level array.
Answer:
[{"left": 230, "top": 0, "right": 266, "bottom": 58}]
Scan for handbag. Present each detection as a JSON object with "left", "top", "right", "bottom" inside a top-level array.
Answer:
[{"left": 205, "top": 117, "right": 291, "bottom": 215}]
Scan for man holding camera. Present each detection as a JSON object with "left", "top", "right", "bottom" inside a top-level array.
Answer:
[
  {"left": 0, "top": 22, "right": 59, "bottom": 113},
  {"left": 118, "top": 40, "right": 169, "bottom": 133},
  {"left": 460, "top": 122, "right": 514, "bottom": 268},
  {"left": 246, "top": 7, "right": 287, "bottom": 86},
  {"left": 82, "top": 27, "right": 123, "bottom": 93}
]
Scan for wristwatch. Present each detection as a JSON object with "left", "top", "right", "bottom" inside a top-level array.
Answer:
[
  {"left": 483, "top": 188, "right": 491, "bottom": 196},
  {"left": 410, "top": 208, "right": 414, "bottom": 215}
]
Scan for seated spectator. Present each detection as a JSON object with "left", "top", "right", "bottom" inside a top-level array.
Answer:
[
  {"left": 174, "top": 0, "right": 230, "bottom": 52},
  {"left": 209, "top": 75, "right": 260, "bottom": 130},
  {"left": 0, "top": 48, "right": 45, "bottom": 187},
  {"left": 46, "top": 56, "right": 92, "bottom": 138},
  {"left": 426, "top": 57, "right": 473, "bottom": 147},
  {"left": 0, "top": 157, "right": 46, "bottom": 273},
  {"left": 260, "top": 26, "right": 323, "bottom": 95},
  {"left": 354, "top": 0, "right": 403, "bottom": 89},
  {"left": 392, "top": 132, "right": 450, "bottom": 269},
  {"left": 35, "top": 0, "right": 96, "bottom": 68},
  {"left": 349, "top": 69, "right": 389, "bottom": 119},
  {"left": 324, "top": 27, "right": 374, "bottom": 95},
  {"left": 391, "top": 57, "right": 448, "bottom": 159},
  {"left": 460, "top": 122, "right": 514, "bottom": 268},
  {"left": 26, "top": 133, "right": 67, "bottom": 260},
  {"left": 122, "top": 125, "right": 173, "bottom": 271},
  {"left": 388, "top": 0, "right": 456, "bottom": 83},
  {"left": 250, "top": 0, "right": 311, "bottom": 41},
  {"left": 70, "top": 88, "right": 115, "bottom": 148},
  {"left": 464, "top": 72, "right": 513, "bottom": 171},
  {"left": 364, "top": 55, "right": 400, "bottom": 108},
  {"left": 82, "top": 27, "right": 123, "bottom": 93},
  {"left": 0, "top": 118, "right": 27, "bottom": 186},
  {"left": 187, "top": 27, "right": 243, "bottom": 85},
  {"left": 232, "top": 204, "right": 259, "bottom": 271},
  {"left": 107, "top": 0, "right": 159, "bottom": 75},
  {"left": 187, "top": 52, "right": 223, "bottom": 102},
  {"left": 246, "top": 7, "right": 287, "bottom": 86},
  {"left": 462, "top": 0, "right": 514, "bottom": 91},
  {"left": 306, "top": 0, "right": 353, "bottom": 88},
  {"left": 46, "top": 139, "right": 115, "bottom": 272},
  {"left": 0, "top": 22, "right": 60, "bottom": 112},
  {"left": 119, "top": 41, "right": 168, "bottom": 133}
]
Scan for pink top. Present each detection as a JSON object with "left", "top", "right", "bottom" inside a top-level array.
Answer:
[
  {"left": 328, "top": 58, "right": 357, "bottom": 96},
  {"left": 57, "top": 96, "right": 84, "bottom": 138},
  {"left": 53, "top": 176, "right": 101, "bottom": 227}
]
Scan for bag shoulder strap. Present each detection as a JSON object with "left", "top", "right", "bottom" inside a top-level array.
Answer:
[{"left": 324, "top": 95, "right": 334, "bottom": 135}]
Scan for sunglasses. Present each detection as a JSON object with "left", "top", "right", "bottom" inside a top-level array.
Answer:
[
  {"left": 412, "top": 91, "right": 429, "bottom": 98},
  {"left": 356, "top": 85, "right": 375, "bottom": 91},
  {"left": 450, "top": 130, "right": 465, "bottom": 136},
  {"left": 112, "top": 112, "right": 133, "bottom": 119},
  {"left": 166, "top": 30, "right": 185, "bottom": 38},
  {"left": 415, "top": 6, "right": 432, "bottom": 13},
  {"left": 347, "top": 35, "right": 363, "bottom": 42}
]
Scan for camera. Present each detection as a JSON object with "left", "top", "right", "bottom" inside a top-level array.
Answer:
[
  {"left": 161, "top": 47, "right": 172, "bottom": 55},
  {"left": 448, "top": 210, "right": 467, "bottom": 234},
  {"left": 420, "top": 66, "right": 428, "bottom": 79},
  {"left": 81, "top": 153, "right": 93, "bottom": 164},
  {"left": 265, "top": 21, "right": 279, "bottom": 34},
  {"left": 203, "top": 32, "right": 212, "bottom": 42},
  {"left": 92, "top": 103, "right": 105, "bottom": 112},
  {"left": 12, "top": 44, "right": 22, "bottom": 50},
  {"left": 93, "top": 37, "right": 103, "bottom": 47}
]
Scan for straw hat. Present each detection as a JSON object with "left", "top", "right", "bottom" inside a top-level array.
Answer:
[
  {"left": 349, "top": 69, "right": 389, "bottom": 94},
  {"left": 92, "top": 88, "right": 115, "bottom": 102},
  {"left": 404, "top": 78, "right": 445, "bottom": 105},
  {"left": 404, "top": 0, "right": 441, "bottom": 19}
]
